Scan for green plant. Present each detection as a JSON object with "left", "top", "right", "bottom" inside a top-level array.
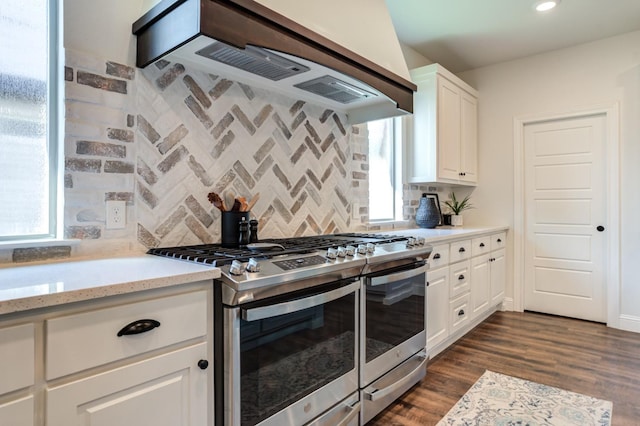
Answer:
[{"left": 443, "top": 192, "right": 473, "bottom": 215}]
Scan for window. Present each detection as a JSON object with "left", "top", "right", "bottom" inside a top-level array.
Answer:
[
  {"left": 367, "top": 117, "right": 403, "bottom": 221},
  {"left": 0, "top": 0, "right": 59, "bottom": 240}
]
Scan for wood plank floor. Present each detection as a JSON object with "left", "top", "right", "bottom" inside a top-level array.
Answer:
[{"left": 368, "top": 311, "right": 640, "bottom": 425}]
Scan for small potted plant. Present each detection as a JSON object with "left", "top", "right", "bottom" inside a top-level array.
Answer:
[{"left": 443, "top": 192, "right": 473, "bottom": 226}]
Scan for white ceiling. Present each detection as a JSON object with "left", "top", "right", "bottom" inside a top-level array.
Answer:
[{"left": 386, "top": 0, "right": 640, "bottom": 73}]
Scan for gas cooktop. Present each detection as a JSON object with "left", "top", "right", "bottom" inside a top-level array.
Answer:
[{"left": 147, "top": 233, "right": 411, "bottom": 267}]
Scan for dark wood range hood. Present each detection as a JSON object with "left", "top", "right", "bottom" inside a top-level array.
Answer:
[{"left": 132, "top": 0, "right": 416, "bottom": 124}]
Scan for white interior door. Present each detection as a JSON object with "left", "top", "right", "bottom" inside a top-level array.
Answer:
[{"left": 523, "top": 113, "right": 607, "bottom": 322}]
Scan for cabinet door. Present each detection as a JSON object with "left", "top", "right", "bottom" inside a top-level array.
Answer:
[
  {"left": 426, "top": 267, "right": 449, "bottom": 353},
  {"left": 490, "top": 248, "right": 506, "bottom": 306},
  {"left": 46, "top": 343, "right": 209, "bottom": 426},
  {"left": 0, "top": 396, "right": 34, "bottom": 426},
  {"left": 437, "top": 77, "right": 462, "bottom": 181},
  {"left": 470, "top": 254, "right": 490, "bottom": 319},
  {"left": 459, "top": 91, "right": 478, "bottom": 183}
]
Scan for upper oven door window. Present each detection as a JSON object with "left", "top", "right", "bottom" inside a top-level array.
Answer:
[
  {"left": 364, "top": 264, "right": 427, "bottom": 363},
  {"left": 238, "top": 280, "right": 359, "bottom": 425}
]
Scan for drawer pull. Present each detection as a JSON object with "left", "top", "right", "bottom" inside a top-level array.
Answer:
[
  {"left": 198, "top": 359, "right": 209, "bottom": 370},
  {"left": 117, "top": 319, "right": 161, "bottom": 337},
  {"left": 458, "top": 309, "right": 465, "bottom": 316},
  {"left": 458, "top": 274, "right": 465, "bottom": 280},
  {"left": 479, "top": 243, "right": 485, "bottom": 247},
  {"left": 433, "top": 253, "right": 441, "bottom": 259},
  {"left": 459, "top": 247, "right": 466, "bottom": 253},
  {"left": 497, "top": 238, "right": 502, "bottom": 243}
]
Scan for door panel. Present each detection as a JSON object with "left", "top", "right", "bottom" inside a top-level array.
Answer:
[{"left": 524, "top": 114, "right": 606, "bottom": 322}]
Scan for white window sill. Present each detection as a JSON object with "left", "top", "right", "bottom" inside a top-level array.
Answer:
[{"left": 365, "top": 220, "right": 413, "bottom": 230}]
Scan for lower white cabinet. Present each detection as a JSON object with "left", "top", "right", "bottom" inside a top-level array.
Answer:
[
  {"left": 47, "top": 343, "right": 208, "bottom": 426},
  {"left": 470, "top": 254, "right": 491, "bottom": 319},
  {"left": 426, "top": 230, "right": 507, "bottom": 358},
  {"left": 426, "top": 266, "right": 449, "bottom": 350},
  {"left": 0, "top": 396, "right": 34, "bottom": 426}
]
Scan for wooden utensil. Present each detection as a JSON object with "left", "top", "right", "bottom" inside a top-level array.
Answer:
[
  {"left": 207, "top": 192, "right": 227, "bottom": 211},
  {"left": 245, "top": 193, "right": 260, "bottom": 212}
]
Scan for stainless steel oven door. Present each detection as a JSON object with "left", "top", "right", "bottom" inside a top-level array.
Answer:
[
  {"left": 224, "top": 279, "right": 360, "bottom": 426},
  {"left": 360, "top": 262, "right": 428, "bottom": 388}
]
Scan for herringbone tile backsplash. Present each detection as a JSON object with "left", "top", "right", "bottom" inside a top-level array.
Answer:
[{"left": 59, "top": 49, "right": 369, "bottom": 257}]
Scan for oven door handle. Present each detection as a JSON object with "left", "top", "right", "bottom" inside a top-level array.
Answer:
[
  {"left": 369, "top": 263, "right": 429, "bottom": 287},
  {"left": 241, "top": 281, "right": 360, "bottom": 322},
  {"left": 363, "top": 350, "right": 427, "bottom": 401}
]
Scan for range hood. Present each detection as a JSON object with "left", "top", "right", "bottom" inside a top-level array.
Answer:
[{"left": 132, "top": 0, "right": 416, "bottom": 124}]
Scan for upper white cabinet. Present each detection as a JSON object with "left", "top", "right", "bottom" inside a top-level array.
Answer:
[{"left": 406, "top": 63, "right": 479, "bottom": 185}]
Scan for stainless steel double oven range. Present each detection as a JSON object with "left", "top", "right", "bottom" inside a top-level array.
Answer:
[{"left": 149, "top": 233, "right": 432, "bottom": 425}]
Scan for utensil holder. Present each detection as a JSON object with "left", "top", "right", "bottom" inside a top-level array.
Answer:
[{"left": 221, "top": 211, "right": 250, "bottom": 248}]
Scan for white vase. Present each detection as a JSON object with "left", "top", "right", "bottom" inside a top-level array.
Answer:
[{"left": 451, "top": 214, "right": 463, "bottom": 226}]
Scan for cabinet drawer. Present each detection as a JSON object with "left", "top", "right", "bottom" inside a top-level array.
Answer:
[
  {"left": 471, "top": 236, "right": 491, "bottom": 257},
  {"left": 449, "top": 260, "right": 470, "bottom": 298},
  {"left": 46, "top": 290, "right": 207, "bottom": 380},
  {"left": 428, "top": 244, "right": 450, "bottom": 268},
  {"left": 0, "top": 324, "right": 35, "bottom": 395},
  {"left": 449, "top": 240, "right": 471, "bottom": 263},
  {"left": 491, "top": 232, "right": 506, "bottom": 251},
  {"left": 450, "top": 293, "right": 470, "bottom": 333},
  {"left": 0, "top": 396, "right": 34, "bottom": 426}
]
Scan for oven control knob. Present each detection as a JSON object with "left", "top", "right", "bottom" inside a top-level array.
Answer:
[
  {"left": 246, "top": 258, "right": 260, "bottom": 273},
  {"left": 357, "top": 244, "right": 367, "bottom": 255},
  {"left": 337, "top": 246, "right": 347, "bottom": 258},
  {"left": 416, "top": 237, "right": 425, "bottom": 245},
  {"left": 326, "top": 247, "right": 338, "bottom": 259},
  {"left": 366, "top": 243, "right": 375, "bottom": 253},
  {"left": 229, "top": 260, "right": 244, "bottom": 275},
  {"left": 345, "top": 245, "right": 356, "bottom": 256},
  {"left": 407, "top": 237, "right": 416, "bottom": 247}
]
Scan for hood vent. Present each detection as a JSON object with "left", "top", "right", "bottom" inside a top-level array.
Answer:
[
  {"left": 295, "top": 76, "right": 376, "bottom": 104},
  {"left": 195, "top": 43, "right": 310, "bottom": 81},
  {"left": 132, "top": 0, "right": 415, "bottom": 124}
]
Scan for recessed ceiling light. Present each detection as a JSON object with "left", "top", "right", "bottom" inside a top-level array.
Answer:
[{"left": 534, "top": 0, "right": 560, "bottom": 12}]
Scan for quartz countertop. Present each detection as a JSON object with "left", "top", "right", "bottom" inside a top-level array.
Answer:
[
  {"left": 385, "top": 225, "right": 509, "bottom": 243},
  {"left": 0, "top": 256, "right": 220, "bottom": 315}
]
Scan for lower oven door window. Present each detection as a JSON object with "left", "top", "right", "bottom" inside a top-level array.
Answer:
[
  {"left": 237, "top": 280, "right": 358, "bottom": 425},
  {"left": 364, "top": 264, "right": 427, "bottom": 363}
]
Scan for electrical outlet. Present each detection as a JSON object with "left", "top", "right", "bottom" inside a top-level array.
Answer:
[{"left": 106, "top": 200, "right": 126, "bottom": 229}]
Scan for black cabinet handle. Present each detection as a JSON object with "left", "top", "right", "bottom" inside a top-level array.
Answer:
[
  {"left": 426, "top": 281, "right": 430, "bottom": 287},
  {"left": 433, "top": 253, "right": 441, "bottom": 259},
  {"left": 597, "top": 226, "right": 605, "bottom": 232},
  {"left": 458, "top": 309, "right": 465, "bottom": 316},
  {"left": 117, "top": 319, "right": 161, "bottom": 337},
  {"left": 198, "top": 359, "right": 209, "bottom": 370},
  {"left": 458, "top": 274, "right": 465, "bottom": 280},
  {"left": 497, "top": 238, "right": 502, "bottom": 243},
  {"left": 479, "top": 243, "right": 485, "bottom": 247},
  {"left": 459, "top": 247, "right": 466, "bottom": 253}
]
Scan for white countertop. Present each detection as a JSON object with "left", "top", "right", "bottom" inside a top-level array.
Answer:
[
  {"left": 0, "top": 226, "right": 506, "bottom": 316},
  {"left": 0, "top": 256, "right": 220, "bottom": 315}
]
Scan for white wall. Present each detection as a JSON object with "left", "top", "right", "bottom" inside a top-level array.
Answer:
[
  {"left": 458, "top": 30, "right": 640, "bottom": 330},
  {"left": 63, "top": 0, "right": 157, "bottom": 65}
]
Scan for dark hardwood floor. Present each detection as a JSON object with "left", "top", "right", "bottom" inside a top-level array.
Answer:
[{"left": 368, "top": 311, "right": 640, "bottom": 425}]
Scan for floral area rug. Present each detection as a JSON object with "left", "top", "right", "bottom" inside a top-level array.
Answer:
[{"left": 437, "top": 370, "right": 612, "bottom": 426}]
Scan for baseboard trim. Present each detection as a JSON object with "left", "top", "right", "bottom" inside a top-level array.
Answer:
[
  {"left": 618, "top": 315, "right": 640, "bottom": 333},
  {"left": 502, "top": 297, "right": 515, "bottom": 312}
]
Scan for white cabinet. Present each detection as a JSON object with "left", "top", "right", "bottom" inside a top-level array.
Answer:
[
  {"left": 425, "top": 230, "right": 507, "bottom": 358},
  {"left": 426, "top": 266, "right": 449, "bottom": 351},
  {"left": 0, "top": 282, "right": 212, "bottom": 426},
  {"left": 47, "top": 343, "right": 208, "bottom": 426},
  {"left": 0, "top": 323, "right": 36, "bottom": 426},
  {"left": 407, "top": 63, "right": 479, "bottom": 185}
]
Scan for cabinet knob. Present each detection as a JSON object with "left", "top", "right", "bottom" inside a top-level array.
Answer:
[
  {"left": 479, "top": 243, "right": 485, "bottom": 247},
  {"left": 597, "top": 226, "right": 605, "bottom": 232},
  {"left": 198, "top": 359, "right": 209, "bottom": 370},
  {"left": 458, "top": 309, "right": 465, "bottom": 316},
  {"left": 433, "top": 253, "right": 441, "bottom": 259},
  {"left": 497, "top": 238, "right": 502, "bottom": 243},
  {"left": 458, "top": 274, "right": 465, "bottom": 280},
  {"left": 459, "top": 247, "right": 466, "bottom": 253}
]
